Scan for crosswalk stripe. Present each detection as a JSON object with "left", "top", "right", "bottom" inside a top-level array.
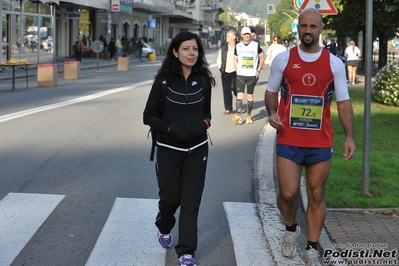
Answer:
[
  {"left": 0, "top": 193, "right": 306, "bottom": 265},
  {"left": 0, "top": 193, "right": 65, "bottom": 266},
  {"left": 85, "top": 198, "right": 166, "bottom": 266},
  {"left": 224, "top": 202, "right": 303, "bottom": 265},
  {"left": 223, "top": 202, "right": 273, "bottom": 265},
  {"left": 257, "top": 205, "right": 304, "bottom": 265}
]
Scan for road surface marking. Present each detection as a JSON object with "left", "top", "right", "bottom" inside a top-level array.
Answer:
[
  {"left": 0, "top": 80, "right": 153, "bottom": 123},
  {"left": 224, "top": 202, "right": 303, "bottom": 265},
  {"left": 85, "top": 198, "right": 166, "bottom": 266},
  {"left": 0, "top": 193, "right": 65, "bottom": 266}
]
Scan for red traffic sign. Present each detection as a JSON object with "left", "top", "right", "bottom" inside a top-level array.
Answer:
[
  {"left": 294, "top": 0, "right": 303, "bottom": 10},
  {"left": 298, "top": 0, "right": 338, "bottom": 15},
  {"left": 111, "top": 4, "right": 119, "bottom": 12}
]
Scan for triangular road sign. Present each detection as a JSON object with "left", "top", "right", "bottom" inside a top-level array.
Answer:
[
  {"left": 298, "top": 0, "right": 338, "bottom": 15},
  {"left": 294, "top": 0, "right": 303, "bottom": 10}
]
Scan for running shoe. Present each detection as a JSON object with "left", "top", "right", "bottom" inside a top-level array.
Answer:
[
  {"left": 177, "top": 254, "right": 197, "bottom": 266},
  {"left": 246, "top": 116, "right": 253, "bottom": 124},
  {"left": 158, "top": 231, "right": 173, "bottom": 249},
  {"left": 223, "top": 110, "right": 233, "bottom": 115},
  {"left": 232, "top": 115, "right": 242, "bottom": 125},
  {"left": 302, "top": 246, "right": 322, "bottom": 266},
  {"left": 281, "top": 225, "right": 301, "bottom": 258}
]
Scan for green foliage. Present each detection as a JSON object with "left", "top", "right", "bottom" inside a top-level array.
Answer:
[
  {"left": 225, "top": 0, "right": 280, "bottom": 18},
  {"left": 326, "top": 90, "right": 399, "bottom": 208},
  {"left": 218, "top": 7, "right": 238, "bottom": 27},
  {"left": 154, "top": 45, "right": 168, "bottom": 55},
  {"left": 323, "top": 0, "right": 399, "bottom": 67},
  {"left": 372, "top": 59, "right": 399, "bottom": 106},
  {"left": 267, "top": 0, "right": 298, "bottom": 39}
]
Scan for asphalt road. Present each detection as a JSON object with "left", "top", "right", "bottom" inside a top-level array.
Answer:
[{"left": 0, "top": 52, "right": 310, "bottom": 266}]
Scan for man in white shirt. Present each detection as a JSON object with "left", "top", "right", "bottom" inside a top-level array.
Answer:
[{"left": 232, "top": 26, "right": 265, "bottom": 125}]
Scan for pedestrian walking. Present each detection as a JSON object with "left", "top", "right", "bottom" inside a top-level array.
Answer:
[
  {"left": 232, "top": 26, "right": 265, "bottom": 125},
  {"left": 74, "top": 36, "right": 83, "bottom": 63},
  {"left": 99, "top": 35, "right": 108, "bottom": 60},
  {"left": 143, "top": 31, "right": 215, "bottom": 266},
  {"left": 265, "top": 36, "right": 286, "bottom": 67},
  {"left": 137, "top": 38, "right": 144, "bottom": 61},
  {"left": 116, "top": 36, "right": 123, "bottom": 58},
  {"left": 108, "top": 38, "right": 116, "bottom": 61},
  {"left": 344, "top": 40, "right": 361, "bottom": 85},
  {"left": 217, "top": 30, "right": 237, "bottom": 115},
  {"left": 265, "top": 8, "right": 356, "bottom": 266}
]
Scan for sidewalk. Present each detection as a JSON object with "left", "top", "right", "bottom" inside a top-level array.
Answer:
[{"left": 0, "top": 54, "right": 162, "bottom": 82}]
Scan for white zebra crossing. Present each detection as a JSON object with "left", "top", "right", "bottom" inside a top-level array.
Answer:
[
  {"left": 0, "top": 193, "right": 304, "bottom": 265},
  {"left": 0, "top": 193, "right": 65, "bottom": 266},
  {"left": 85, "top": 198, "right": 166, "bottom": 266}
]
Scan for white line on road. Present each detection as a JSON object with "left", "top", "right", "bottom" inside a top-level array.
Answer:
[
  {"left": 0, "top": 80, "right": 153, "bottom": 123},
  {"left": 85, "top": 198, "right": 166, "bottom": 266},
  {"left": 223, "top": 202, "right": 273, "bottom": 265},
  {"left": 224, "top": 201, "right": 303, "bottom": 265},
  {"left": 0, "top": 193, "right": 65, "bottom": 266}
]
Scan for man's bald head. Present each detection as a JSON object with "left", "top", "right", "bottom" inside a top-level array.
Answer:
[{"left": 299, "top": 8, "right": 322, "bottom": 27}]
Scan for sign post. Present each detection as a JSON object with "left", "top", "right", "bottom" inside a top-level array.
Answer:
[
  {"left": 298, "top": 0, "right": 338, "bottom": 15},
  {"left": 91, "top": 40, "right": 104, "bottom": 71}
]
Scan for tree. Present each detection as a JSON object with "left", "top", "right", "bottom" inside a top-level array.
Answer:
[
  {"left": 218, "top": 6, "right": 238, "bottom": 29},
  {"left": 267, "top": 0, "right": 298, "bottom": 39},
  {"left": 323, "top": 0, "right": 399, "bottom": 69}
]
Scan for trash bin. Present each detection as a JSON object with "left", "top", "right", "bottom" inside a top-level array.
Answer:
[
  {"left": 37, "top": 64, "right": 58, "bottom": 87},
  {"left": 148, "top": 53, "right": 156, "bottom": 61},
  {"left": 117, "top": 56, "right": 130, "bottom": 71},
  {"left": 64, "top": 61, "right": 80, "bottom": 80}
]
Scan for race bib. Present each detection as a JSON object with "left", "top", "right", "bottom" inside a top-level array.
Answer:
[
  {"left": 290, "top": 95, "right": 324, "bottom": 130},
  {"left": 242, "top": 56, "right": 254, "bottom": 69}
]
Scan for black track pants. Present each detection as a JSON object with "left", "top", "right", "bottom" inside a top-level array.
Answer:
[{"left": 155, "top": 144, "right": 209, "bottom": 257}]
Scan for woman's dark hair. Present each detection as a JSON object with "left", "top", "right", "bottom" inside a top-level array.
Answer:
[{"left": 155, "top": 31, "right": 215, "bottom": 87}]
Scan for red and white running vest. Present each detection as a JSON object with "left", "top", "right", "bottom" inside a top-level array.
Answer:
[{"left": 277, "top": 47, "right": 335, "bottom": 148}]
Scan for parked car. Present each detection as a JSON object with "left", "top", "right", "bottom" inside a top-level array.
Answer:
[{"left": 135, "top": 42, "right": 155, "bottom": 58}]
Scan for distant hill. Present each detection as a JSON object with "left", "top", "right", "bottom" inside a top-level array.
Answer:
[{"left": 225, "top": 0, "right": 281, "bottom": 18}]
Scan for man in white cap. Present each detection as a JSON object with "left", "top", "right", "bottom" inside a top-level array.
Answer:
[{"left": 232, "top": 26, "right": 265, "bottom": 125}]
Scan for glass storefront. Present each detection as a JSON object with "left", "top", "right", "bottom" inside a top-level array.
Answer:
[{"left": 1, "top": 0, "right": 55, "bottom": 64}]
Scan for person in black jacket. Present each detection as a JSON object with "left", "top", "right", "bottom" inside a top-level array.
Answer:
[
  {"left": 217, "top": 30, "right": 237, "bottom": 115},
  {"left": 108, "top": 38, "right": 116, "bottom": 61},
  {"left": 143, "top": 31, "right": 215, "bottom": 266}
]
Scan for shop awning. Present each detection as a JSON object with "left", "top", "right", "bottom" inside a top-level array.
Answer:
[{"left": 31, "top": 0, "right": 60, "bottom": 5}]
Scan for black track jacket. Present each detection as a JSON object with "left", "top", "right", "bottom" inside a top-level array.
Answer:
[{"left": 143, "top": 74, "right": 212, "bottom": 152}]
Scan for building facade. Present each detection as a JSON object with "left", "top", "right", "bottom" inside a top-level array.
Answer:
[{"left": 1, "top": 0, "right": 220, "bottom": 64}]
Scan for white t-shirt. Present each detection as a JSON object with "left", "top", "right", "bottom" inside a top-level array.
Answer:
[
  {"left": 266, "top": 46, "right": 350, "bottom": 102},
  {"left": 266, "top": 43, "right": 287, "bottom": 66},
  {"left": 344, "top": 46, "right": 361, "bottom": 61},
  {"left": 235, "top": 40, "right": 262, "bottom": 76}
]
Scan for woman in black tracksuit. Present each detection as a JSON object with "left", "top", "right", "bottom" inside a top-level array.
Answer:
[{"left": 143, "top": 31, "right": 215, "bottom": 266}]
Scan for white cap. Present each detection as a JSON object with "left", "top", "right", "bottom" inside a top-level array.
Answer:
[{"left": 241, "top": 27, "right": 251, "bottom": 35}]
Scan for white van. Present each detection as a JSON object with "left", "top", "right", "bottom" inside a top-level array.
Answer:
[{"left": 136, "top": 42, "right": 155, "bottom": 58}]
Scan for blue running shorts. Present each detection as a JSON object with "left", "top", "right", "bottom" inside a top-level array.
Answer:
[{"left": 276, "top": 144, "right": 333, "bottom": 165}]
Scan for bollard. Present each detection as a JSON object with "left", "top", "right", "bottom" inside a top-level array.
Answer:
[
  {"left": 117, "top": 56, "right": 130, "bottom": 71},
  {"left": 64, "top": 61, "right": 80, "bottom": 80},
  {"left": 37, "top": 64, "right": 58, "bottom": 87},
  {"left": 148, "top": 53, "right": 156, "bottom": 61}
]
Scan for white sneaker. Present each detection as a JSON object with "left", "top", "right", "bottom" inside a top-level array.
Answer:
[
  {"left": 281, "top": 225, "right": 301, "bottom": 258},
  {"left": 302, "top": 246, "right": 322, "bottom": 266}
]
